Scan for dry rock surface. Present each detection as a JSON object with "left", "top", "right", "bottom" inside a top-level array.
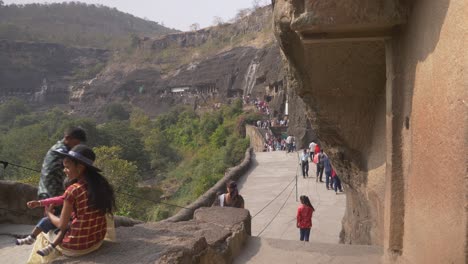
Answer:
[{"left": 0, "top": 207, "right": 250, "bottom": 264}]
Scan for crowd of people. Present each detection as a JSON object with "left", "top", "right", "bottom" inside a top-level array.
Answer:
[
  {"left": 256, "top": 118, "right": 289, "bottom": 129},
  {"left": 301, "top": 142, "right": 344, "bottom": 193}
]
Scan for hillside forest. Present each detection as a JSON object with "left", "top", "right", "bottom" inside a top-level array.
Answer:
[
  {"left": 0, "top": 98, "right": 262, "bottom": 221},
  {"left": 0, "top": 2, "right": 177, "bottom": 49}
]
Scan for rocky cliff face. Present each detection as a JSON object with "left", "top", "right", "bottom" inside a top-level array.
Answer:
[
  {"left": 0, "top": 40, "right": 109, "bottom": 106},
  {"left": 273, "top": 1, "right": 467, "bottom": 264},
  {"left": 69, "top": 7, "right": 286, "bottom": 119},
  {"left": 70, "top": 43, "right": 284, "bottom": 119},
  {"left": 272, "top": 0, "right": 406, "bottom": 245}
]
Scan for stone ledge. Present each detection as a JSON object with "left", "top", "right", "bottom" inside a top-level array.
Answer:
[
  {"left": 164, "top": 147, "right": 252, "bottom": 223},
  {"left": 52, "top": 207, "right": 251, "bottom": 264}
]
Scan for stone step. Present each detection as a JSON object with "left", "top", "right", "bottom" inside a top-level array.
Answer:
[{"left": 234, "top": 237, "right": 382, "bottom": 264}]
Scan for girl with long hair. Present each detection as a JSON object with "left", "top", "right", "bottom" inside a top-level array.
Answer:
[
  {"left": 297, "top": 195, "right": 315, "bottom": 242},
  {"left": 17, "top": 145, "right": 115, "bottom": 257}
]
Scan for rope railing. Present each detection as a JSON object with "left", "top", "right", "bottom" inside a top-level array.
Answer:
[{"left": 0, "top": 160, "right": 191, "bottom": 211}]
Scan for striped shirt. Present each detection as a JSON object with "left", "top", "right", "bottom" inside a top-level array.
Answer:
[{"left": 61, "top": 180, "right": 106, "bottom": 251}]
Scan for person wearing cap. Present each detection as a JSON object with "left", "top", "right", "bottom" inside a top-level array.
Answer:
[
  {"left": 37, "top": 127, "right": 87, "bottom": 200},
  {"left": 213, "top": 181, "right": 245, "bottom": 208},
  {"left": 17, "top": 145, "right": 115, "bottom": 258}
]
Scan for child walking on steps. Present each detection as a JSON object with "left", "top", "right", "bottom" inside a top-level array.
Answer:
[{"left": 16, "top": 180, "right": 76, "bottom": 256}]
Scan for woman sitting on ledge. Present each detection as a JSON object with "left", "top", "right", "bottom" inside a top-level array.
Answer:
[
  {"left": 19, "top": 145, "right": 115, "bottom": 260},
  {"left": 213, "top": 181, "right": 245, "bottom": 208}
]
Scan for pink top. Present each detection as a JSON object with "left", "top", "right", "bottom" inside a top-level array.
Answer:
[{"left": 40, "top": 195, "right": 65, "bottom": 207}]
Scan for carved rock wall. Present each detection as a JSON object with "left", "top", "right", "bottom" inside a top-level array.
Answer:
[
  {"left": 384, "top": 0, "right": 466, "bottom": 263},
  {"left": 273, "top": 0, "right": 387, "bottom": 245},
  {"left": 273, "top": 0, "right": 467, "bottom": 263}
]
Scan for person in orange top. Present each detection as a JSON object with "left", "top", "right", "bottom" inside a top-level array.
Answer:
[{"left": 296, "top": 195, "right": 315, "bottom": 242}]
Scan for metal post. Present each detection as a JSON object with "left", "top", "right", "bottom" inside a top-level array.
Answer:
[
  {"left": 296, "top": 151, "right": 299, "bottom": 201},
  {"left": 296, "top": 168, "right": 298, "bottom": 201}
]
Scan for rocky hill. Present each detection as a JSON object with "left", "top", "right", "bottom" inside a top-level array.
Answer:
[
  {"left": 0, "top": 40, "right": 110, "bottom": 106},
  {"left": 0, "top": 5, "right": 286, "bottom": 121},
  {"left": 0, "top": 2, "right": 177, "bottom": 49},
  {"left": 70, "top": 6, "right": 285, "bottom": 119}
]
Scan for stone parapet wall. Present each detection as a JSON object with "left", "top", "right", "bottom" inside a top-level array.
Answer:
[
  {"left": 245, "top": 125, "right": 266, "bottom": 152},
  {"left": 164, "top": 147, "right": 252, "bottom": 223},
  {"left": 0, "top": 180, "right": 43, "bottom": 224},
  {"left": 49, "top": 207, "right": 251, "bottom": 264}
]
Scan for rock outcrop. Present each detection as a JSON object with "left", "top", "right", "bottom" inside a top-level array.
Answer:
[
  {"left": 0, "top": 6, "right": 288, "bottom": 123},
  {"left": 273, "top": 0, "right": 466, "bottom": 263},
  {"left": 0, "top": 40, "right": 109, "bottom": 105},
  {"left": 0, "top": 181, "right": 42, "bottom": 224},
  {"left": 47, "top": 207, "right": 250, "bottom": 264}
]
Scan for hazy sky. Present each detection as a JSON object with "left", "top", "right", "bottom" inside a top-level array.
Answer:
[{"left": 4, "top": 0, "right": 271, "bottom": 31}]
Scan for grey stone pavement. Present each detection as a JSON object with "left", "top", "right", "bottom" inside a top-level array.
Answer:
[
  {"left": 0, "top": 224, "right": 35, "bottom": 264},
  {"left": 237, "top": 151, "right": 346, "bottom": 243},
  {"left": 235, "top": 151, "right": 382, "bottom": 264}
]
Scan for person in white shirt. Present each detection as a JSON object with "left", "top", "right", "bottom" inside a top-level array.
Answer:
[
  {"left": 286, "top": 135, "right": 293, "bottom": 153},
  {"left": 309, "top": 142, "right": 316, "bottom": 161},
  {"left": 300, "top": 149, "right": 310, "bottom": 178}
]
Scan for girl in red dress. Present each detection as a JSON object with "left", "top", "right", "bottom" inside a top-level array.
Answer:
[{"left": 296, "top": 195, "right": 315, "bottom": 242}]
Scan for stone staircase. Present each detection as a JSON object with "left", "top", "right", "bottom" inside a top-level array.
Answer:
[{"left": 234, "top": 237, "right": 382, "bottom": 264}]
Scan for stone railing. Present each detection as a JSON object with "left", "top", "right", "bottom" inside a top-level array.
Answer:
[
  {"left": 53, "top": 207, "right": 251, "bottom": 264},
  {"left": 164, "top": 147, "right": 253, "bottom": 224},
  {"left": 245, "top": 125, "right": 266, "bottom": 152}
]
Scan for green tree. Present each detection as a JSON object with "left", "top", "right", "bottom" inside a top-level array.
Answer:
[
  {"left": 129, "top": 107, "right": 152, "bottom": 134},
  {"left": 104, "top": 103, "right": 130, "bottom": 121},
  {"left": 99, "top": 121, "right": 149, "bottom": 173},
  {"left": 144, "top": 129, "right": 180, "bottom": 177},
  {"left": 93, "top": 146, "right": 139, "bottom": 217},
  {"left": 0, "top": 98, "right": 30, "bottom": 126},
  {"left": 210, "top": 126, "right": 228, "bottom": 148},
  {"left": 0, "top": 123, "right": 51, "bottom": 181}
]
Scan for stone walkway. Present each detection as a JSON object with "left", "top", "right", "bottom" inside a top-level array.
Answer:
[
  {"left": 235, "top": 151, "right": 382, "bottom": 263},
  {"left": 238, "top": 151, "right": 346, "bottom": 243},
  {"left": 0, "top": 224, "right": 34, "bottom": 264},
  {"left": 234, "top": 237, "right": 382, "bottom": 264}
]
